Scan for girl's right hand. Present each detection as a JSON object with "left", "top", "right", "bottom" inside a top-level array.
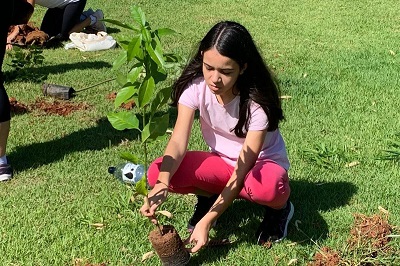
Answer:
[{"left": 139, "top": 182, "right": 169, "bottom": 224}]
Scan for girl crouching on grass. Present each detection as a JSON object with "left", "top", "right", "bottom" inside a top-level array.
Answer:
[{"left": 140, "top": 21, "right": 293, "bottom": 252}]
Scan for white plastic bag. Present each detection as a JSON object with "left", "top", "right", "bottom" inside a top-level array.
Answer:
[{"left": 65, "top": 31, "right": 116, "bottom": 51}]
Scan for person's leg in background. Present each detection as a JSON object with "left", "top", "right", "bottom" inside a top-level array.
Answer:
[
  {"left": 59, "top": 0, "right": 86, "bottom": 39},
  {"left": 41, "top": 0, "right": 105, "bottom": 42},
  {"left": 40, "top": 7, "right": 63, "bottom": 38},
  {"left": 67, "top": 0, "right": 106, "bottom": 35},
  {"left": 0, "top": 1, "right": 13, "bottom": 181}
]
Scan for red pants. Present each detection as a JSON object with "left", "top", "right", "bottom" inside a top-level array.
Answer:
[{"left": 147, "top": 151, "right": 290, "bottom": 208}]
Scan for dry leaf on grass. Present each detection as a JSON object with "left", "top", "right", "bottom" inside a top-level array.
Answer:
[
  {"left": 141, "top": 251, "right": 155, "bottom": 262},
  {"left": 280, "top": 95, "right": 292, "bottom": 100},
  {"left": 156, "top": 210, "right": 173, "bottom": 218},
  {"left": 345, "top": 161, "right": 360, "bottom": 168},
  {"left": 90, "top": 223, "right": 105, "bottom": 230}
]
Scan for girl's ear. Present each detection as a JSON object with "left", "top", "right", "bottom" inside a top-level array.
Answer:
[{"left": 240, "top": 63, "right": 248, "bottom": 75}]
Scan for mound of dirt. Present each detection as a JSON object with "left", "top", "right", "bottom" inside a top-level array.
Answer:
[
  {"left": 349, "top": 213, "right": 392, "bottom": 249},
  {"left": 8, "top": 23, "right": 48, "bottom": 47}
]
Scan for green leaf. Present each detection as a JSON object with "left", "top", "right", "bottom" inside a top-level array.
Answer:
[
  {"left": 150, "top": 86, "right": 171, "bottom": 114},
  {"left": 141, "top": 27, "right": 152, "bottom": 43},
  {"left": 107, "top": 111, "right": 140, "bottom": 131},
  {"left": 148, "top": 57, "right": 167, "bottom": 83},
  {"left": 114, "top": 84, "right": 138, "bottom": 109},
  {"left": 116, "top": 39, "right": 130, "bottom": 50},
  {"left": 141, "top": 113, "right": 169, "bottom": 143},
  {"left": 155, "top": 28, "right": 177, "bottom": 37},
  {"left": 138, "top": 76, "right": 155, "bottom": 108},
  {"left": 116, "top": 72, "right": 127, "bottom": 87},
  {"left": 127, "top": 36, "right": 142, "bottom": 62},
  {"left": 146, "top": 42, "right": 165, "bottom": 70},
  {"left": 112, "top": 51, "right": 127, "bottom": 71},
  {"left": 119, "top": 152, "right": 139, "bottom": 164},
  {"left": 131, "top": 5, "right": 146, "bottom": 26},
  {"left": 126, "top": 65, "right": 143, "bottom": 83},
  {"left": 135, "top": 175, "right": 148, "bottom": 196},
  {"left": 102, "top": 19, "right": 139, "bottom": 32}
]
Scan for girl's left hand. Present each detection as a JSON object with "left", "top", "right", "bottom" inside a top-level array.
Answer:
[{"left": 183, "top": 221, "right": 211, "bottom": 253}]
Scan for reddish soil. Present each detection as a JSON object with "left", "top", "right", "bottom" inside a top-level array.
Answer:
[
  {"left": 309, "top": 211, "right": 395, "bottom": 265},
  {"left": 310, "top": 247, "right": 341, "bottom": 266},
  {"left": 8, "top": 23, "right": 48, "bottom": 47},
  {"left": 9, "top": 97, "right": 90, "bottom": 116},
  {"left": 349, "top": 213, "right": 392, "bottom": 249}
]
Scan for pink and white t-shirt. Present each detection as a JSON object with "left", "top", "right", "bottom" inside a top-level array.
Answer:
[{"left": 179, "top": 77, "right": 290, "bottom": 170}]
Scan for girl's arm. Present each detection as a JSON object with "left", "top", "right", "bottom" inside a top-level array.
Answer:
[
  {"left": 140, "top": 104, "right": 195, "bottom": 221},
  {"left": 156, "top": 104, "right": 195, "bottom": 186},
  {"left": 187, "top": 129, "right": 267, "bottom": 252}
]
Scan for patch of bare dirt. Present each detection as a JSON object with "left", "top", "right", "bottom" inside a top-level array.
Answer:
[
  {"left": 9, "top": 97, "right": 29, "bottom": 114},
  {"left": 9, "top": 97, "right": 90, "bottom": 116},
  {"left": 309, "top": 246, "right": 341, "bottom": 266},
  {"left": 30, "top": 99, "right": 90, "bottom": 116}
]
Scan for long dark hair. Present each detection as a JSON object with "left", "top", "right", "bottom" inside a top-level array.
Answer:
[{"left": 171, "top": 21, "right": 284, "bottom": 137}]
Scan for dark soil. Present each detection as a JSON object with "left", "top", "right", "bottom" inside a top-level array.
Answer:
[
  {"left": 148, "top": 225, "right": 190, "bottom": 266},
  {"left": 10, "top": 97, "right": 90, "bottom": 116},
  {"left": 9, "top": 97, "right": 29, "bottom": 114}
]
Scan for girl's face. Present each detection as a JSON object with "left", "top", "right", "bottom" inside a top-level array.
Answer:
[{"left": 202, "top": 48, "right": 244, "bottom": 104}]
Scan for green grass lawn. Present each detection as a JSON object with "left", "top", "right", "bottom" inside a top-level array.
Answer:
[{"left": 1, "top": 0, "right": 399, "bottom": 265}]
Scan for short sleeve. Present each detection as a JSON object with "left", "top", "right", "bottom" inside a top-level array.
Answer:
[
  {"left": 248, "top": 103, "right": 269, "bottom": 131},
  {"left": 178, "top": 78, "right": 202, "bottom": 110}
]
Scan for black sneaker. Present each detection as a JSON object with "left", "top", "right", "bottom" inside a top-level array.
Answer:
[
  {"left": 187, "top": 194, "right": 218, "bottom": 232},
  {"left": 0, "top": 163, "right": 13, "bottom": 181},
  {"left": 256, "top": 201, "right": 294, "bottom": 245}
]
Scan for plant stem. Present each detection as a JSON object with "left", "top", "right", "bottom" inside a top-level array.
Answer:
[
  {"left": 144, "top": 195, "right": 163, "bottom": 235},
  {"left": 142, "top": 107, "right": 148, "bottom": 168}
]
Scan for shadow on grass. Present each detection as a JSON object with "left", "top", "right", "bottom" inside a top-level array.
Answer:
[
  {"left": 190, "top": 180, "right": 357, "bottom": 265},
  {"left": 8, "top": 105, "right": 180, "bottom": 172},
  {"left": 8, "top": 117, "right": 140, "bottom": 171},
  {"left": 105, "top": 27, "right": 121, "bottom": 34},
  {"left": 3, "top": 61, "right": 112, "bottom": 83}
]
